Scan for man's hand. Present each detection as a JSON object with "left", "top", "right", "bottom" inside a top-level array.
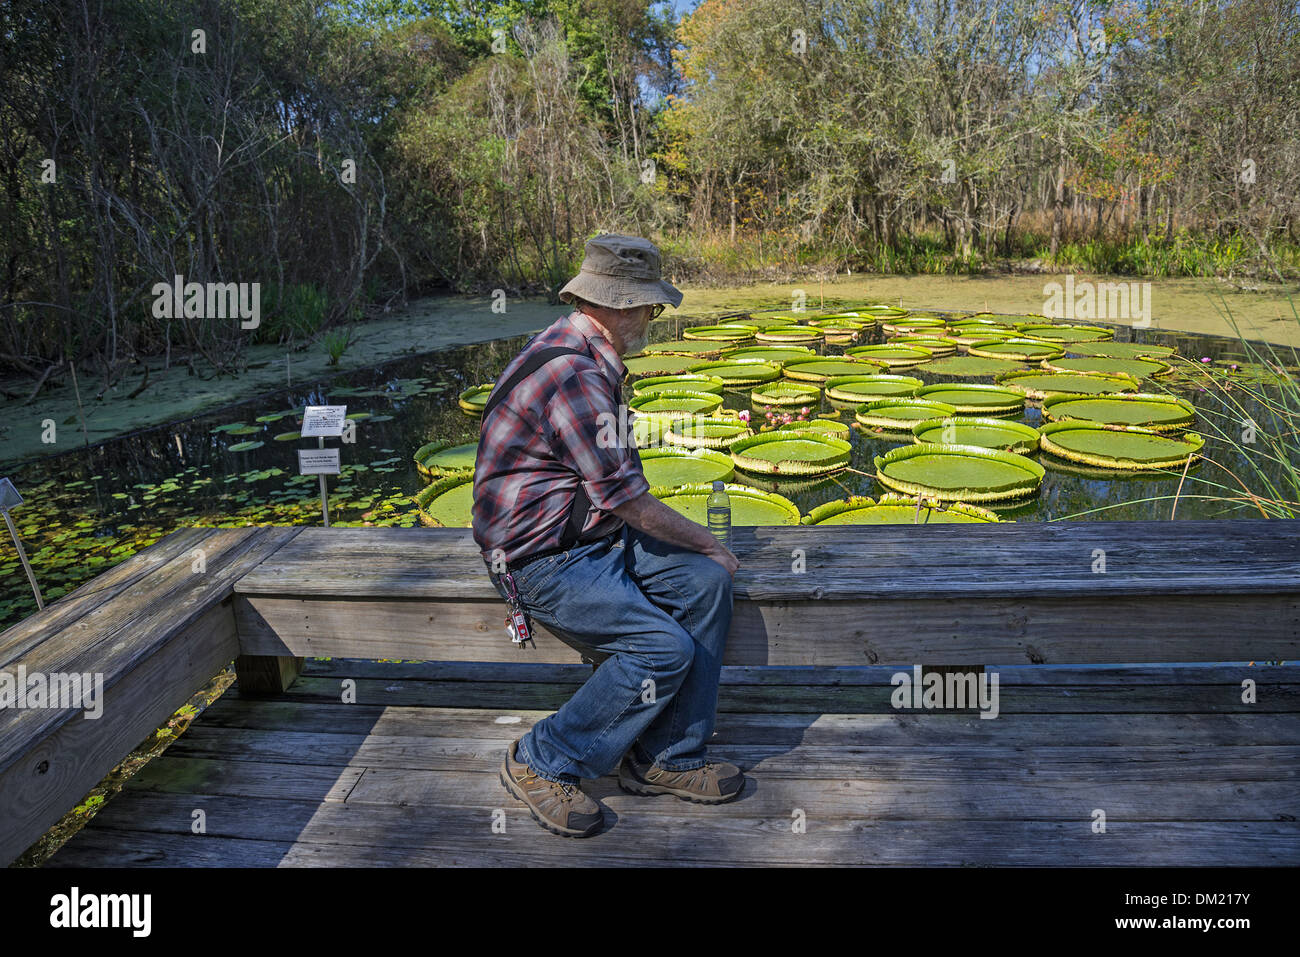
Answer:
[
  {"left": 611, "top": 490, "right": 741, "bottom": 578},
  {"left": 703, "top": 541, "right": 740, "bottom": 577}
]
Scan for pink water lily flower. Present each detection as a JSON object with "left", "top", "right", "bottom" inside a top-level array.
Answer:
[
  {"left": 1200, "top": 357, "right": 1212, "bottom": 363},
  {"left": 737, "top": 410, "right": 750, "bottom": 423}
]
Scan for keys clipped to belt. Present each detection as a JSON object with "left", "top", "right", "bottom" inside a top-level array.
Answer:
[{"left": 500, "top": 571, "right": 535, "bottom": 649}]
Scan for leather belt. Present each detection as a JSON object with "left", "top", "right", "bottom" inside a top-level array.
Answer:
[{"left": 503, "top": 529, "right": 619, "bottom": 574}]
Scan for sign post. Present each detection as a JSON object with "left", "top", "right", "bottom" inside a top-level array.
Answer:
[
  {"left": 299, "top": 405, "right": 346, "bottom": 527},
  {"left": 0, "top": 477, "right": 43, "bottom": 611}
]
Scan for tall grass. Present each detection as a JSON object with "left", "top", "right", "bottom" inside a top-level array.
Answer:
[{"left": 1164, "top": 299, "right": 1300, "bottom": 518}]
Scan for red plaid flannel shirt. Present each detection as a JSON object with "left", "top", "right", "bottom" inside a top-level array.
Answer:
[{"left": 471, "top": 310, "right": 648, "bottom": 564}]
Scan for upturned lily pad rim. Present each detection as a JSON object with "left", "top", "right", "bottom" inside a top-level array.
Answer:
[
  {"left": 915, "top": 382, "right": 1027, "bottom": 413},
  {"left": 636, "top": 339, "right": 726, "bottom": 356},
  {"left": 729, "top": 429, "right": 852, "bottom": 476},
  {"left": 911, "top": 416, "right": 1041, "bottom": 454},
  {"left": 416, "top": 473, "right": 474, "bottom": 527},
  {"left": 628, "top": 389, "right": 725, "bottom": 416},
  {"left": 754, "top": 326, "right": 827, "bottom": 342},
  {"left": 847, "top": 343, "right": 936, "bottom": 359},
  {"left": 664, "top": 416, "right": 753, "bottom": 449},
  {"left": 967, "top": 337, "right": 1067, "bottom": 361},
  {"left": 688, "top": 359, "right": 782, "bottom": 384},
  {"left": 778, "top": 417, "right": 852, "bottom": 436},
  {"left": 750, "top": 381, "right": 822, "bottom": 407},
  {"left": 825, "top": 374, "right": 923, "bottom": 402},
  {"left": 631, "top": 373, "right": 726, "bottom": 395},
  {"left": 801, "top": 494, "right": 1001, "bottom": 525},
  {"left": 855, "top": 398, "right": 959, "bottom": 428},
  {"left": 638, "top": 445, "right": 736, "bottom": 485},
  {"left": 856, "top": 305, "right": 911, "bottom": 317},
  {"left": 1042, "top": 391, "right": 1196, "bottom": 431},
  {"left": 650, "top": 482, "right": 802, "bottom": 524},
  {"left": 996, "top": 368, "right": 1141, "bottom": 398},
  {"left": 782, "top": 355, "right": 885, "bottom": 381},
  {"left": 414, "top": 438, "right": 479, "bottom": 481},
  {"left": 1068, "top": 341, "right": 1178, "bottom": 359},
  {"left": 1037, "top": 420, "right": 1205, "bottom": 470},
  {"left": 1015, "top": 323, "right": 1117, "bottom": 342},
  {"left": 808, "top": 316, "right": 872, "bottom": 329},
  {"left": 1041, "top": 355, "right": 1174, "bottom": 378},
  {"left": 873, "top": 442, "right": 1046, "bottom": 502},
  {"left": 458, "top": 383, "right": 493, "bottom": 413},
  {"left": 681, "top": 324, "right": 758, "bottom": 341}
]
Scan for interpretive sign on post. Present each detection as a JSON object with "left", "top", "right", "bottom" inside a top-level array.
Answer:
[{"left": 297, "top": 405, "right": 347, "bottom": 526}]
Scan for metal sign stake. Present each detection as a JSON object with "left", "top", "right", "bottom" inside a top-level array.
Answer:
[
  {"left": 318, "top": 435, "right": 330, "bottom": 527},
  {"left": 0, "top": 478, "right": 43, "bottom": 610}
]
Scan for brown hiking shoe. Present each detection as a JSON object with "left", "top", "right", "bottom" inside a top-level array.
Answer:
[
  {"left": 618, "top": 749, "right": 745, "bottom": 804},
  {"left": 500, "top": 739, "right": 603, "bottom": 838}
]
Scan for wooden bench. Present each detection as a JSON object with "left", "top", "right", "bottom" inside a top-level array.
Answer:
[
  {"left": 0, "top": 526, "right": 299, "bottom": 865},
  {"left": 231, "top": 522, "right": 1300, "bottom": 683}
]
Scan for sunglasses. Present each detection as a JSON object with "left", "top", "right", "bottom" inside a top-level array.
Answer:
[{"left": 649, "top": 304, "right": 667, "bottom": 319}]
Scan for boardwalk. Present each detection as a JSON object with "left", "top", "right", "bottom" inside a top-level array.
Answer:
[{"left": 3, "top": 521, "right": 1299, "bottom": 866}]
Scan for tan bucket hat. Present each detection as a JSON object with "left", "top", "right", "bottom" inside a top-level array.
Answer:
[{"left": 558, "top": 233, "right": 683, "bottom": 310}]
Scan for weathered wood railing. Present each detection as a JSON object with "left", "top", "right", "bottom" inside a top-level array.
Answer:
[{"left": 3, "top": 519, "right": 1298, "bottom": 864}]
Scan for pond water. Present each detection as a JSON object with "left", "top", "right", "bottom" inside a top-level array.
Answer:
[{"left": 1, "top": 311, "right": 1295, "bottom": 630}]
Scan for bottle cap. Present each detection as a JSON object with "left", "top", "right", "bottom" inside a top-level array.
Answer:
[{"left": 712, "top": 480, "right": 724, "bottom": 491}]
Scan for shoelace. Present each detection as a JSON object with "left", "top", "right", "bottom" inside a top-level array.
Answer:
[{"left": 522, "top": 769, "right": 578, "bottom": 799}]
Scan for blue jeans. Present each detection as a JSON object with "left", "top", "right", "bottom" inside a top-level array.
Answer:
[{"left": 488, "top": 524, "right": 734, "bottom": 784}]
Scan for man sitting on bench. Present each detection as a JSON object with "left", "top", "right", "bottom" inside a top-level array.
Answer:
[{"left": 471, "top": 233, "right": 743, "bottom": 838}]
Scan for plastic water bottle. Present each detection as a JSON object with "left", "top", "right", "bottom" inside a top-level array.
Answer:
[{"left": 707, "top": 480, "right": 731, "bottom": 548}]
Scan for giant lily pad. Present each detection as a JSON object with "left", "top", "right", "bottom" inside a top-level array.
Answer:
[
  {"left": 778, "top": 417, "right": 852, "bottom": 438},
  {"left": 809, "top": 316, "right": 872, "bottom": 330},
  {"left": 874, "top": 444, "right": 1045, "bottom": 502},
  {"left": 414, "top": 439, "right": 478, "bottom": 481},
  {"left": 651, "top": 483, "right": 801, "bottom": 525},
  {"left": 825, "top": 374, "right": 922, "bottom": 405},
  {"left": 1068, "top": 341, "right": 1177, "bottom": 359},
  {"left": 1015, "top": 323, "right": 1115, "bottom": 342},
  {"left": 846, "top": 343, "right": 935, "bottom": 369},
  {"left": 750, "top": 381, "right": 821, "bottom": 410},
  {"left": 783, "top": 356, "right": 883, "bottom": 382},
  {"left": 664, "top": 417, "right": 753, "bottom": 449},
  {"left": 855, "top": 398, "right": 958, "bottom": 430},
  {"left": 625, "top": 354, "right": 706, "bottom": 376},
  {"left": 755, "top": 326, "right": 826, "bottom": 346},
  {"left": 912, "top": 417, "right": 1040, "bottom": 455},
  {"left": 629, "top": 390, "right": 724, "bottom": 421},
  {"left": 1038, "top": 421, "right": 1204, "bottom": 470},
  {"left": 730, "top": 430, "right": 851, "bottom": 476},
  {"left": 856, "top": 305, "right": 910, "bottom": 319},
  {"left": 968, "top": 338, "right": 1066, "bottom": 361},
  {"left": 721, "top": 344, "right": 816, "bottom": 365},
  {"left": 639, "top": 339, "right": 727, "bottom": 355},
  {"left": 948, "top": 328, "right": 1017, "bottom": 347},
  {"left": 915, "top": 355, "right": 1027, "bottom": 378},
  {"left": 996, "top": 369, "right": 1140, "bottom": 400},
  {"left": 890, "top": 334, "right": 958, "bottom": 357},
  {"left": 1042, "top": 356, "right": 1172, "bottom": 379},
  {"left": 689, "top": 360, "right": 782, "bottom": 387},
  {"left": 802, "top": 494, "right": 1001, "bottom": 525},
  {"left": 416, "top": 474, "right": 474, "bottom": 527},
  {"left": 682, "top": 324, "right": 758, "bottom": 342},
  {"left": 459, "top": 384, "right": 493, "bottom": 415},
  {"left": 882, "top": 317, "right": 948, "bottom": 335},
  {"left": 915, "top": 383, "right": 1026, "bottom": 415},
  {"left": 632, "top": 374, "right": 725, "bottom": 396},
  {"left": 1042, "top": 393, "right": 1195, "bottom": 431},
  {"left": 639, "top": 446, "right": 734, "bottom": 487}
]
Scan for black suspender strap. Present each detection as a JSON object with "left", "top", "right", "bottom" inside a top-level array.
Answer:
[{"left": 480, "top": 345, "right": 609, "bottom": 550}]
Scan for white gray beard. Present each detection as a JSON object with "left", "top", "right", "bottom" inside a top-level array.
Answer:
[{"left": 623, "top": 329, "right": 649, "bottom": 355}]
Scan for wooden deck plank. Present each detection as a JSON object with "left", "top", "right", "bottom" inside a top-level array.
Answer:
[
  {"left": 48, "top": 790, "right": 1300, "bottom": 866},
  {"left": 158, "top": 725, "right": 1300, "bottom": 782},
  {"left": 0, "top": 527, "right": 213, "bottom": 667},
  {"left": 193, "top": 698, "right": 1300, "bottom": 746},
  {"left": 234, "top": 523, "right": 1300, "bottom": 600},
  {"left": 233, "top": 593, "right": 1300, "bottom": 665},
  {"left": 293, "top": 658, "right": 1298, "bottom": 686},
  {"left": 269, "top": 674, "right": 1300, "bottom": 713}
]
